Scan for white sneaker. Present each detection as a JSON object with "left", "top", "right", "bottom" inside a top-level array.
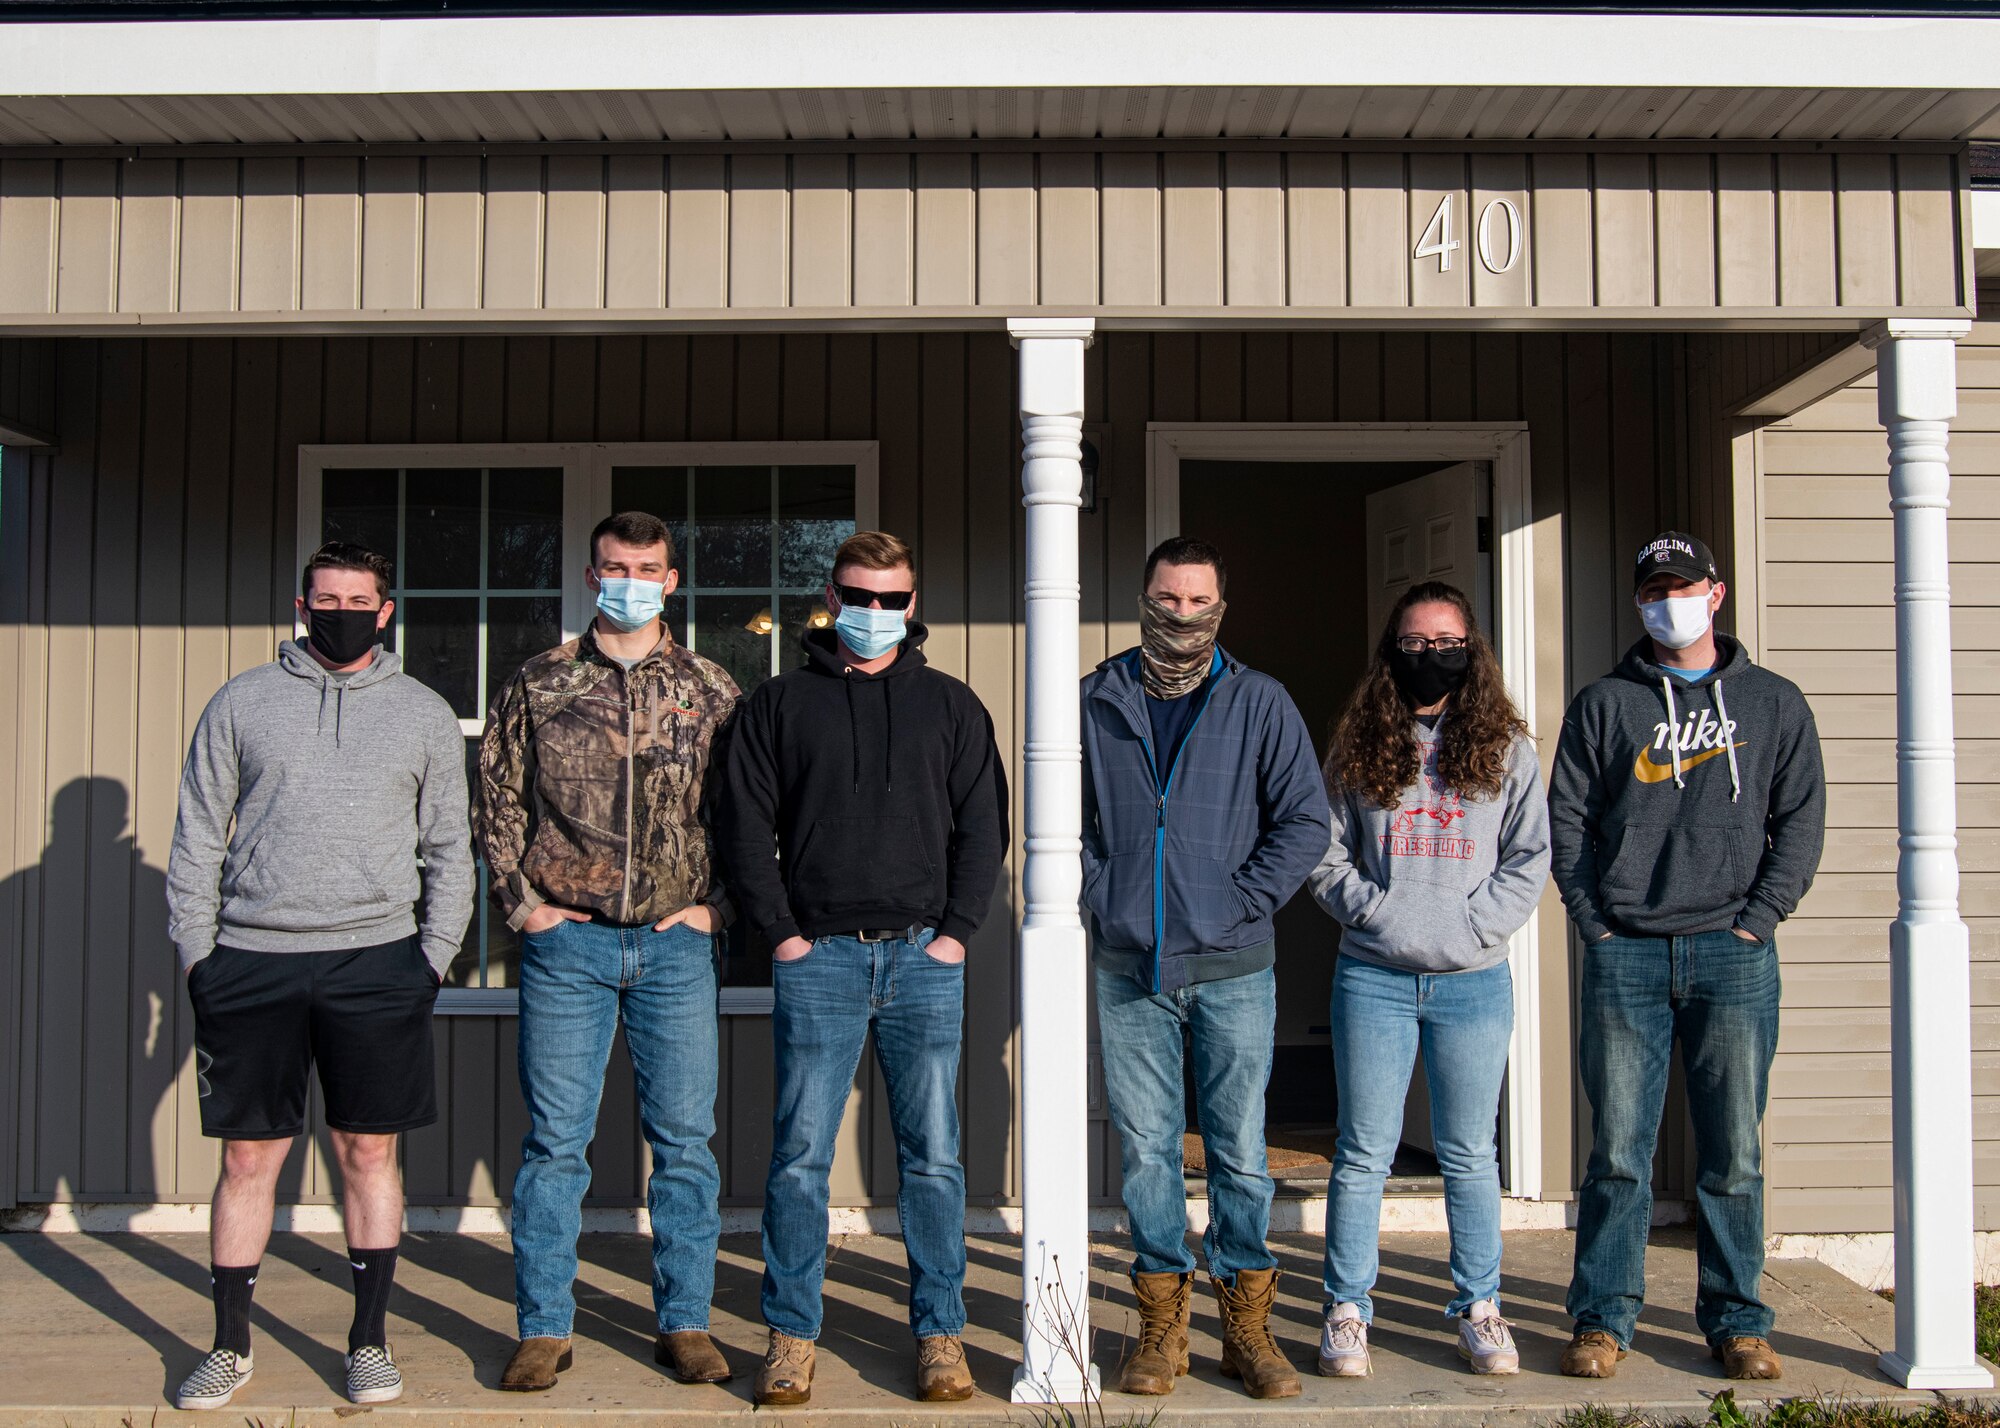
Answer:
[
  {"left": 345, "top": 1343, "right": 405, "bottom": 1404},
  {"left": 1458, "top": 1301, "right": 1520, "bottom": 1375},
  {"left": 176, "top": 1349, "right": 254, "bottom": 1410},
  {"left": 1318, "top": 1303, "right": 1371, "bottom": 1377}
]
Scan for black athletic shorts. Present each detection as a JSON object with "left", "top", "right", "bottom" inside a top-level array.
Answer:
[{"left": 187, "top": 936, "right": 440, "bottom": 1140}]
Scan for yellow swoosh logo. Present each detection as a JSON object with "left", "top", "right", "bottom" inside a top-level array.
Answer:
[{"left": 1632, "top": 742, "right": 1747, "bottom": 784}]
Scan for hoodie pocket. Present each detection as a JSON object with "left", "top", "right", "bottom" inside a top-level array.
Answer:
[
  {"left": 788, "top": 816, "right": 936, "bottom": 917},
  {"left": 1356, "top": 876, "right": 1485, "bottom": 969},
  {"left": 1085, "top": 849, "right": 1153, "bottom": 951},
  {"left": 1598, "top": 823, "right": 1755, "bottom": 918}
]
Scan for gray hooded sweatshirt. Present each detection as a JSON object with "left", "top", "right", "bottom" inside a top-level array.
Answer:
[
  {"left": 166, "top": 641, "right": 476, "bottom": 978},
  {"left": 1309, "top": 722, "right": 1550, "bottom": 974}
]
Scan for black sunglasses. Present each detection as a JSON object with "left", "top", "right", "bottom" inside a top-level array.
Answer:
[{"left": 832, "top": 583, "right": 915, "bottom": 611}]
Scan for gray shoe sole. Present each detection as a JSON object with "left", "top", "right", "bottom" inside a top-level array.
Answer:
[
  {"left": 1317, "top": 1352, "right": 1371, "bottom": 1378},
  {"left": 1459, "top": 1340, "right": 1521, "bottom": 1375}
]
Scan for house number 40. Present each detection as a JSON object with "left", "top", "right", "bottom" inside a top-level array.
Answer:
[{"left": 1414, "top": 194, "right": 1524, "bottom": 273}]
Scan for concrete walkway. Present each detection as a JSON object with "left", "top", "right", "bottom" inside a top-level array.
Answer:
[{"left": 0, "top": 1227, "right": 1968, "bottom": 1426}]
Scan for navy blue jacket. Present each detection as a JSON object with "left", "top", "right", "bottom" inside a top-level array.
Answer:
[{"left": 1080, "top": 647, "right": 1331, "bottom": 994}]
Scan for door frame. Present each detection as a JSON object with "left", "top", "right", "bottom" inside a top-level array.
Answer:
[{"left": 1146, "top": 421, "right": 1545, "bottom": 1201}]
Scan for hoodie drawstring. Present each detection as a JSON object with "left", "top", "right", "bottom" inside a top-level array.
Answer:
[
  {"left": 883, "top": 679, "right": 895, "bottom": 794},
  {"left": 1659, "top": 675, "right": 1686, "bottom": 788},
  {"left": 1713, "top": 678, "right": 1742, "bottom": 803},
  {"left": 844, "top": 678, "right": 861, "bottom": 793}
]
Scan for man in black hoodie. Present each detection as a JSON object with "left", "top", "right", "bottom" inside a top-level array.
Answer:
[
  {"left": 715, "top": 530, "right": 1007, "bottom": 1408},
  {"left": 1550, "top": 531, "right": 1825, "bottom": 1384}
]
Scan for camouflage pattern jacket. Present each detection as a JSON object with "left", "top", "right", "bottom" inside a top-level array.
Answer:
[{"left": 475, "top": 626, "right": 739, "bottom": 929}]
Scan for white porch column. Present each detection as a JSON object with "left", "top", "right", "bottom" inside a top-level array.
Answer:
[
  {"left": 1007, "top": 316, "right": 1099, "bottom": 1405},
  {"left": 1866, "top": 318, "right": 1991, "bottom": 1390}
]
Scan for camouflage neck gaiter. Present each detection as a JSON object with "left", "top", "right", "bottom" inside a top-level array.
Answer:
[{"left": 1137, "top": 596, "right": 1227, "bottom": 700}]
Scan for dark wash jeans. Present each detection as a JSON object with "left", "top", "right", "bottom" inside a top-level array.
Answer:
[
  {"left": 1567, "top": 928, "right": 1781, "bottom": 1348},
  {"left": 762, "top": 929, "right": 967, "bottom": 1341}
]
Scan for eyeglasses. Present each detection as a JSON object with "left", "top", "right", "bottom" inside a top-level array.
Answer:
[
  {"left": 832, "top": 583, "right": 915, "bottom": 611},
  {"left": 1395, "top": 636, "right": 1468, "bottom": 654}
]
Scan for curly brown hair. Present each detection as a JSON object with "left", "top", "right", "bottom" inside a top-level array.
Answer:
[{"left": 1325, "top": 581, "right": 1529, "bottom": 811}]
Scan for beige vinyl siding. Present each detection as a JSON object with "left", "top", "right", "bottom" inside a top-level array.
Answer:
[
  {"left": 0, "top": 326, "right": 1829, "bottom": 1210},
  {"left": 1750, "top": 291, "right": 2000, "bottom": 1233},
  {"left": 0, "top": 149, "right": 1971, "bottom": 329}
]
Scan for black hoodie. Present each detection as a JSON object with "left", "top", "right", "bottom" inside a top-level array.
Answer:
[
  {"left": 713, "top": 621, "right": 1009, "bottom": 947},
  {"left": 1548, "top": 634, "right": 1826, "bottom": 943}
]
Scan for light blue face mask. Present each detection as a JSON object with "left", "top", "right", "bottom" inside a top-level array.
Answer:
[
  {"left": 594, "top": 576, "right": 666, "bottom": 633},
  {"left": 834, "top": 602, "right": 907, "bottom": 660}
]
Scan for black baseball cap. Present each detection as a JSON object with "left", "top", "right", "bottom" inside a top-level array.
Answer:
[{"left": 1633, "top": 531, "right": 1720, "bottom": 591}]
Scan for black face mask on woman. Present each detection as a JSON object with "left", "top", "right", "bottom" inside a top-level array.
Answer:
[
  {"left": 307, "top": 607, "right": 383, "bottom": 667},
  {"left": 1388, "top": 647, "right": 1470, "bottom": 708}
]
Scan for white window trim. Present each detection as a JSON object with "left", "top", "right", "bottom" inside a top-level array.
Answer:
[
  {"left": 298, "top": 440, "right": 882, "bottom": 1018},
  {"left": 1146, "top": 421, "right": 1544, "bottom": 1202}
]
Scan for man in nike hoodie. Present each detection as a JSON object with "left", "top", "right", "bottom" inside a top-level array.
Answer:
[
  {"left": 714, "top": 530, "right": 1007, "bottom": 1408},
  {"left": 1549, "top": 531, "right": 1825, "bottom": 1385}
]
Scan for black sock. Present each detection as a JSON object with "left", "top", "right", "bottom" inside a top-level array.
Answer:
[
  {"left": 347, "top": 1244, "right": 400, "bottom": 1354},
  {"left": 210, "top": 1263, "right": 258, "bottom": 1357}
]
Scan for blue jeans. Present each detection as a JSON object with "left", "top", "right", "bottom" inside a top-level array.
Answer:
[
  {"left": 1095, "top": 964, "right": 1277, "bottom": 1284},
  {"left": 1324, "top": 956, "right": 1513, "bottom": 1321},
  {"left": 762, "top": 929, "right": 966, "bottom": 1340},
  {"left": 1568, "top": 930, "right": 1781, "bottom": 1348},
  {"left": 511, "top": 918, "right": 722, "bottom": 1339}
]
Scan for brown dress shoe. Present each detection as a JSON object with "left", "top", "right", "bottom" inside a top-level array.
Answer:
[
  {"left": 1118, "top": 1271, "right": 1192, "bottom": 1395},
  {"left": 499, "top": 1335, "right": 573, "bottom": 1392},
  {"left": 655, "top": 1330, "right": 732, "bottom": 1383},
  {"left": 916, "top": 1335, "right": 975, "bottom": 1402},
  {"left": 754, "top": 1331, "right": 816, "bottom": 1407},
  {"left": 1560, "top": 1329, "right": 1627, "bottom": 1378},
  {"left": 1714, "top": 1336, "right": 1783, "bottom": 1380},
  {"left": 1211, "top": 1268, "right": 1302, "bottom": 1399}
]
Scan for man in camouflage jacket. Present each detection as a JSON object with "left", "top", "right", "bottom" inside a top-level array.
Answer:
[{"left": 475, "top": 511, "right": 739, "bottom": 1393}]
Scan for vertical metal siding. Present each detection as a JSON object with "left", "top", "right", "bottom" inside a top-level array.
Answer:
[
  {"left": 0, "top": 150, "right": 1970, "bottom": 323},
  {"left": 1, "top": 326, "right": 1836, "bottom": 1211}
]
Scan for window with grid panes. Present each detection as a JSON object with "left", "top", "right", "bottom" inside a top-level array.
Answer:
[
  {"left": 612, "top": 463, "right": 857, "bottom": 987},
  {"left": 318, "top": 466, "right": 564, "bottom": 989}
]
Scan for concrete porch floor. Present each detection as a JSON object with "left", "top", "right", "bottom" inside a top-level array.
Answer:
[{"left": 0, "top": 1227, "right": 1973, "bottom": 1426}]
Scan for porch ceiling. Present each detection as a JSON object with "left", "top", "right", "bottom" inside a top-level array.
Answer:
[
  {"left": 3, "top": 11, "right": 2000, "bottom": 147},
  {"left": 7, "top": 84, "right": 2000, "bottom": 148}
]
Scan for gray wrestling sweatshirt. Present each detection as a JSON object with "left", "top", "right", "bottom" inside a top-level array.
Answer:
[
  {"left": 1309, "top": 723, "right": 1550, "bottom": 974},
  {"left": 166, "top": 641, "right": 476, "bottom": 978}
]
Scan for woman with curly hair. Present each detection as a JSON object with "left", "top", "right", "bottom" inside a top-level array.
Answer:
[{"left": 1307, "top": 580, "right": 1550, "bottom": 1380}]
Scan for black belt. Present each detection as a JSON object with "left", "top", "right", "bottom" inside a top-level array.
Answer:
[{"left": 849, "top": 924, "right": 927, "bottom": 944}]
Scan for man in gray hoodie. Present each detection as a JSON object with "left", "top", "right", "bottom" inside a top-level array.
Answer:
[
  {"left": 1549, "top": 531, "right": 1824, "bottom": 1385},
  {"left": 166, "top": 541, "right": 475, "bottom": 1413}
]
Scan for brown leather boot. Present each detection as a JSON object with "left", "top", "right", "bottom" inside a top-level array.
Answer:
[
  {"left": 655, "top": 1330, "right": 732, "bottom": 1383},
  {"left": 1211, "top": 1268, "right": 1301, "bottom": 1399},
  {"left": 1118, "top": 1271, "right": 1192, "bottom": 1395},
  {"left": 499, "top": 1336, "right": 573, "bottom": 1392},
  {"left": 915, "top": 1335, "right": 975, "bottom": 1401},
  {"left": 1560, "top": 1328, "right": 1627, "bottom": 1378},
  {"left": 754, "top": 1332, "right": 816, "bottom": 1407},
  {"left": 1714, "top": 1336, "right": 1783, "bottom": 1380}
]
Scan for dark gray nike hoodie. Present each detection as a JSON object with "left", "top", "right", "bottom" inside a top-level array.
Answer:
[{"left": 1547, "top": 634, "right": 1825, "bottom": 944}]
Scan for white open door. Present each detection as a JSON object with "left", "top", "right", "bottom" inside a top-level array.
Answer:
[
  {"left": 1363, "top": 460, "right": 1486, "bottom": 1161},
  {"left": 1364, "top": 461, "right": 1485, "bottom": 640}
]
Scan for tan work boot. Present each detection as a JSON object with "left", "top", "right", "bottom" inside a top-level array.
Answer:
[
  {"left": 1211, "top": 1268, "right": 1302, "bottom": 1399},
  {"left": 1560, "top": 1328, "right": 1627, "bottom": 1378},
  {"left": 1118, "top": 1271, "right": 1192, "bottom": 1395},
  {"left": 655, "top": 1330, "right": 732, "bottom": 1383},
  {"left": 1714, "top": 1336, "right": 1783, "bottom": 1380},
  {"left": 916, "top": 1335, "right": 975, "bottom": 1402},
  {"left": 499, "top": 1335, "right": 573, "bottom": 1392},
  {"left": 754, "top": 1331, "right": 816, "bottom": 1406}
]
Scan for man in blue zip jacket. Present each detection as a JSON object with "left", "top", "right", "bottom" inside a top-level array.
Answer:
[{"left": 1081, "top": 536, "right": 1331, "bottom": 1401}]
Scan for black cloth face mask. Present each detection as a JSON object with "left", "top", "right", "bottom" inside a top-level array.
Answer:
[
  {"left": 1389, "top": 648, "right": 1470, "bottom": 708},
  {"left": 307, "top": 607, "right": 384, "bottom": 666}
]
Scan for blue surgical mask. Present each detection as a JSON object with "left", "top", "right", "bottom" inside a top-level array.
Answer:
[
  {"left": 834, "top": 603, "right": 907, "bottom": 660},
  {"left": 595, "top": 577, "right": 665, "bottom": 633}
]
